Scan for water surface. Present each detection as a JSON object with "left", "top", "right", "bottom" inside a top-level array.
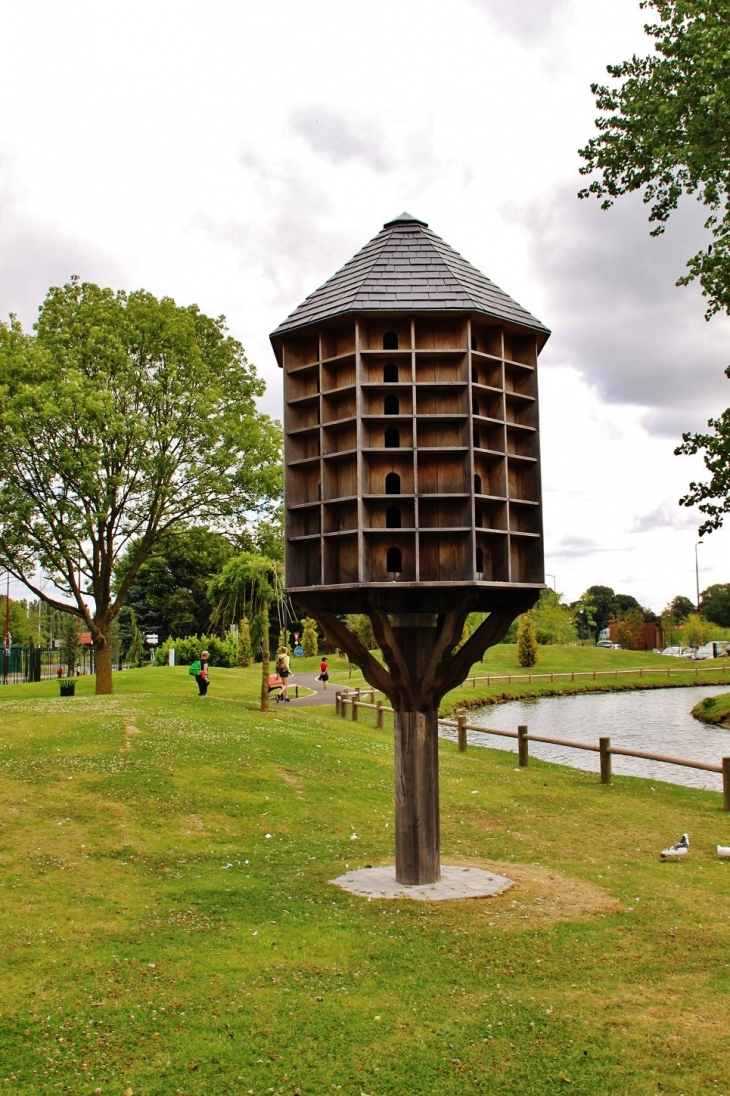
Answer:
[{"left": 439, "top": 686, "right": 729, "bottom": 792}]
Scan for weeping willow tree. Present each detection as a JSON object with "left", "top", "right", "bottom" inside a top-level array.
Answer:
[{"left": 208, "top": 552, "right": 283, "bottom": 711}]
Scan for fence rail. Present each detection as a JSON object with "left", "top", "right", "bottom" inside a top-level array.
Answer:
[
  {"left": 335, "top": 688, "right": 730, "bottom": 810},
  {"left": 459, "top": 660, "right": 729, "bottom": 689}
]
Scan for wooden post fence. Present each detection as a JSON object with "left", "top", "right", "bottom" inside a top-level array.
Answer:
[
  {"left": 334, "top": 690, "right": 730, "bottom": 812},
  {"left": 599, "top": 737, "right": 612, "bottom": 785},
  {"left": 517, "top": 725, "right": 529, "bottom": 767}
]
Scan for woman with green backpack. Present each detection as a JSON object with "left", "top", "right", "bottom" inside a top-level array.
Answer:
[{"left": 188, "top": 650, "right": 210, "bottom": 696}]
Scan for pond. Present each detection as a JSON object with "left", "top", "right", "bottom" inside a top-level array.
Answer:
[{"left": 439, "top": 686, "right": 730, "bottom": 793}]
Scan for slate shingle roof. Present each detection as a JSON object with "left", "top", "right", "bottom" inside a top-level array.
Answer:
[{"left": 270, "top": 212, "right": 549, "bottom": 339}]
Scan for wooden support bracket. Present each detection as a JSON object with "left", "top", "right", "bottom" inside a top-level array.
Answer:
[
  {"left": 308, "top": 611, "right": 400, "bottom": 705},
  {"left": 430, "top": 608, "right": 520, "bottom": 704}
]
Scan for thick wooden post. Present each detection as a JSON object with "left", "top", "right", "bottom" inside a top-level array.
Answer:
[
  {"left": 391, "top": 615, "right": 441, "bottom": 885},
  {"left": 599, "top": 737, "right": 612, "bottom": 785},
  {"left": 517, "top": 724, "right": 529, "bottom": 767},
  {"left": 457, "top": 712, "right": 467, "bottom": 752},
  {"left": 376, "top": 700, "right": 384, "bottom": 729},
  {"left": 723, "top": 757, "right": 730, "bottom": 812}
]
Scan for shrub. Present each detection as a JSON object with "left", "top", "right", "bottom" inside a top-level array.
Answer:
[
  {"left": 517, "top": 614, "right": 538, "bottom": 668},
  {"left": 127, "top": 609, "right": 145, "bottom": 668},
  {"left": 301, "top": 618, "right": 319, "bottom": 657},
  {"left": 237, "top": 618, "right": 252, "bottom": 667},
  {"left": 155, "top": 634, "right": 237, "bottom": 667},
  {"left": 346, "top": 614, "right": 374, "bottom": 650}
]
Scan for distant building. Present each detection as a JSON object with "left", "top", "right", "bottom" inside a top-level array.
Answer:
[{"left": 608, "top": 622, "right": 663, "bottom": 651}]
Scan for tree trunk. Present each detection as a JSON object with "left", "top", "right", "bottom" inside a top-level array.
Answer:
[
  {"left": 94, "top": 638, "right": 113, "bottom": 695},
  {"left": 260, "top": 599, "right": 270, "bottom": 712}
]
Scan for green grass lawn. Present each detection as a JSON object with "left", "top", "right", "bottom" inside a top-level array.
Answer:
[{"left": 1, "top": 664, "right": 729, "bottom": 1095}]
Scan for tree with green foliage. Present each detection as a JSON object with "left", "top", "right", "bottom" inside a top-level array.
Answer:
[
  {"left": 676, "top": 390, "right": 730, "bottom": 533},
  {"left": 681, "top": 612, "right": 712, "bottom": 647},
  {"left": 578, "top": 2, "right": 730, "bottom": 533},
  {"left": 59, "top": 614, "right": 81, "bottom": 676},
  {"left": 579, "top": 0, "right": 730, "bottom": 317},
  {"left": 254, "top": 507, "right": 284, "bottom": 564},
  {"left": 0, "top": 597, "right": 34, "bottom": 648},
  {"left": 667, "top": 594, "right": 695, "bottom": 622},
  {"left": 126, "top": 609, "right": 145, "bottom": 668},
  {"left": 577, "top": 587, "right": 645, "bottom": 638},
  {"left": 611, "top": 608, "right": 646, "bottom": 651},
  {"left": 0, "top": 280, "right": 282, "bottom": 695},
  {"left": 346, "top": 614, "right": 375, "bottom": 651},
  {"left": 237, "top": 618, "right": 253, "bottom": 667},
  {"left": 301, "top": 618, "right": 318, "bottom": 658},
  {"left": 208, "top": 552, "right": 281, "bottom": 710},
  {"left": 579, "top": 586, "right": 615, "bottom": 636},
  {"left": 115, "top": 527, "right": 238, "bottom": 644},
  {"left": 700, "top": 583, "right": 730, "bottom": 628},
  {"left": 516, "top": 614, "right": 538, "bottom": 668},
  {"left": 530, "top": 589, "right": 578, "bottom": 645}
]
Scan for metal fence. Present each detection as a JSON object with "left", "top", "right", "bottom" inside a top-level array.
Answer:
[{"left": 0, "top": 646, "right": 129, "bottom": 685}]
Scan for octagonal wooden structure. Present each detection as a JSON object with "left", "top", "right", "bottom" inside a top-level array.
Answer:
[{"left": 271, "top": 213, "right": 550, "bottom": 618}]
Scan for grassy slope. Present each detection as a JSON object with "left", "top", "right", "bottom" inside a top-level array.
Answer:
[{"left": 1, "top": 666, "right": 729, "bottom": 1095}]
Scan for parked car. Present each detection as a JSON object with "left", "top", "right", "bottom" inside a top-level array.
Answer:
[
  {"left": 596, "top": 640, "right": 613, "bottom": 648},
  {"left": 681, "top": 648, "right": 697, "bottom": 659},
  {"left": 694, "top": 641, "right": 730, "bottom": 660},
  {"left": 661, "top": 646, "right": 684, "bottom": 657}
]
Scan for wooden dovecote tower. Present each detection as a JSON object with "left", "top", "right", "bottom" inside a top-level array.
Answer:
[{"left": 271, "top": 213, "right": 550, "bottom": 885}]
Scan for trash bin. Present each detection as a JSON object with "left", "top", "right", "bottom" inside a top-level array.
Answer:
[{"left": 59, "top": 679, "right": 76, "bottom": 697}]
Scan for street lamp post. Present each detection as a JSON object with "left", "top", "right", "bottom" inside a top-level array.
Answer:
[
  {"left": 695, "top": 541, "right": 703, "bottom": 615},
  {"left": 545, "top": 573, "right": 557, "bottom": 592}
]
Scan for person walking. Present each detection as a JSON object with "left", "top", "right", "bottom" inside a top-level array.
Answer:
[
  {"left": 276, "top": 646, "right": 291, "bottom": 701},
  {"left": 318, "top": 656, "right": 329, "bottom": 689},
  {"left": 196, "top": 650, "right": 210, "bottom": 696}
]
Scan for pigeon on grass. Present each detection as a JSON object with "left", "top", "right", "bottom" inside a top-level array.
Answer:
[{"left": 660, "top": 834, "right": 689, "bottom": 860}]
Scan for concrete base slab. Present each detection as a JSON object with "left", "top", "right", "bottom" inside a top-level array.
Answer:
[{"left": 330, "top": 864, "right": 513, "bottom": 901}]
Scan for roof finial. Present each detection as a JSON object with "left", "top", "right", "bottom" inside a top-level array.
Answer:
[{"left": 384, "top": 212, "right": 428, "bottom": 228}]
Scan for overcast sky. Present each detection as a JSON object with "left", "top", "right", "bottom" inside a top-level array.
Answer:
[{"left": 1, "top": 0, "right": 728, "bottom": 613}]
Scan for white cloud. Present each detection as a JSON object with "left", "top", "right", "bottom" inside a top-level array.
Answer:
[
  {"left": 465, "top": 0, "right": 574, "bottom": 43},
  {"left": 630, "top": 500, "right": 700, "bottom": 534},
  {"left": 511, "top": 184, "right": 730, "bottom": 435},
  {"left": 0, "top": 151, "right": 126, "bottom": 328}
]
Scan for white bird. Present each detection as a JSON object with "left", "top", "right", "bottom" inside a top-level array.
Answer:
[
  {"left": 660, "top": 833, "right": 689, "bottom": 860},
  {"left": 717, "top": 845, "right": 730, "bottom": 859}
]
